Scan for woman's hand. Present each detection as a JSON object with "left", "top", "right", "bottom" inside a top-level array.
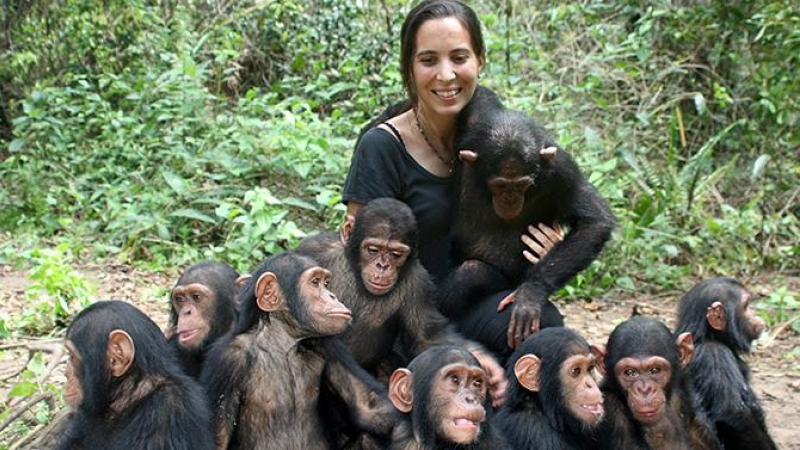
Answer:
[
  {"left": 522, "top": 222, "right": 563, "bottom": 264},
  {"left": 497, "top": 223, "right": 564, "bottom": 313}
]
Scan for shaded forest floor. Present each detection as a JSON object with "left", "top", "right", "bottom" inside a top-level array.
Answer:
[{"left": 1, "top": 263, "right": 798, "bottom": 449}]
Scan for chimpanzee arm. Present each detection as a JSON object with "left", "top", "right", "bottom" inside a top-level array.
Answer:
[
  {"left": 397, "top": 272, "right": 508, "bottom": 406},
  {"left": 320, "top": 339, "right": 399, "bottom": 439},
  {"left": 199, "top": 339, "right": 247, "bottom": 450},
  {"left": 509, "top": 182, "right": 614, "bottom": 345},
  {"left": 523, "top": 182, "right": 614, "bottom": 301},
  {"left": 688, "top": 344, "right": 778, "bottom": 450},
  {"left": 437, "top": 259, "right": 510, "bottom": 316}
]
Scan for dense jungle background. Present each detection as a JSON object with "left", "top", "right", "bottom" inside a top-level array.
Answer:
[{"left": 0, "top": 0, "right": 798, "bottom": 448}]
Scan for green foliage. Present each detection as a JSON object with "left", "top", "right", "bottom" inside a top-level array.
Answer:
[
  {"left": 0, "top": 350, "right": 59, "bottom": 447},
  {"left": 758, "top": 285, "right": 800, "bottom": 331},
  {"left": 0, "top": 0, "right": 798, "bottom": 300},
  {"left": 18, "top": 244, "right": 95, "bottom": 333}
]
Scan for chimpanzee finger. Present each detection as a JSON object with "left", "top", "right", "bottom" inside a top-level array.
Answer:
[{"left": 508, "top": 313, "right": 523, "bottom": 349}]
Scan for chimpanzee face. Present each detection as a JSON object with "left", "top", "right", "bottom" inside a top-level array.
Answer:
[
  {"left": 359, "top": 226, "right": 411, "bottom": 296},
  {"left": 64, "top": 341, "right": 83, "bottom": 408},
  {"left": 486, "top": 155, "right": 534, "bottom": 221},
  {"left": 738, "top": 290, "right": 765, "bottom": 341},
  {"left": 430, "top": 362, "right": 489, "bottom": 444},
  {"left": 614, "top": 356, "right": 672, "bottom": 425},
  {"left": 298, "top": 267, "right": 352, "bottom": 336},
  {"left": 170, "top": 283, "right": 214, "bottom": 350},
  {"left": 561, "top": 353, "right": 604, "bottom": 425}
]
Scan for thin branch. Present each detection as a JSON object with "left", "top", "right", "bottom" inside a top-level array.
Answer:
[
  {"left": 0, "top": 392, "right": 53, "bottom": 432},
  {"left": 0, "top": 350, "right": 33, "bottom": 382},
  {"left": 9, "top": 423, "right": 45, "bottom": 450},
  {"left": 0, "top": 340, "right": 62, "bottom": 351}
]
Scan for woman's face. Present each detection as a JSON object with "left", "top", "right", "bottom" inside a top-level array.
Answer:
[{"left": 412, "top": 17, "right": 483, "bottom": 119}]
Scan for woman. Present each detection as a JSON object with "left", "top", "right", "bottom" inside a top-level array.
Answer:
[{"left": 342, "top": 0, "right": 562, "bottom": 356}]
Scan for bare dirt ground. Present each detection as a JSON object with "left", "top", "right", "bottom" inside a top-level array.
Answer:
[{"left": 1, "top": 262, "right": 798, "bottom": 449}]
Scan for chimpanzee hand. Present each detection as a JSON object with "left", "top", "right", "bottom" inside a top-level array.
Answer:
[
  {"left": 507, "top": 298, "right": 543, "bottom": 349},
  {"left": 521, "top": 222, "right": 563, "bottom": 265}
]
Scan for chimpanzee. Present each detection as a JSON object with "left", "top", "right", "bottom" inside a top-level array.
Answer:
[
  {"left": 439, "top": 107, "right": 615, "bottom": 353},
  {"left": 296, "top": 197, "right": 505, "bottom": 398},
  {"left": 200, "top": 251, "right": 396, "bottom": 450},
  {"left": 598, "top": 315, "right": 720, "bottom": 450},
  {"left": 55, "top": 300, "right": 215, "bottom": 450},
  {"left": 492, "top": 327, "right": 604, "bottom": 450},
  {"left": 675, "top": 277, "right": 777, "bottom": 450},
  {"left": 167, "top": 260, "right": 239, "bottom": 378},
  {"left": 388, "top": 345, "right": 511, "bottom": 450}
]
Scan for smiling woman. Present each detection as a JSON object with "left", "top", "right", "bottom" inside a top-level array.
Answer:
[{"left": 341, "top": 0, "right": 485, "bottom": 282}]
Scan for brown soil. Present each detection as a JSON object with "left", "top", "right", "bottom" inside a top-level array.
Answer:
[{"left": 1, "top": 263, "right": 798, "bottom": 448}]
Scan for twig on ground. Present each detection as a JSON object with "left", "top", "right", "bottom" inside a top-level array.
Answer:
[
  {"left": 760, "top": 314, "right": 800, "bottom": 349},
  {"left": 0, "top": 392, "right": 53, "bottom": 432}
]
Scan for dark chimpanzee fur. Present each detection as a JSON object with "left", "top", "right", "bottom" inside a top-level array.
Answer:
[
  {"left": 388, "top": 345, "right": 511, "bottom": 450},
  {"left": 168, "top": 260, "right": 239, "bottom": 378},
  {"left": 200, "top": 251, "right": 396, "bottom": 450},
  {"left": 599, "top": 315, "right": 720, "bottom": 450},
  {"left": 56, "top": 300, "right": 215, "bottom": 450},
  {"left": 493, "top": 327, "right": 603, "bottom": 450},
  {"left": 296, "top": 198, "right": 495, "bottom": 375},
  {"left": 676, "top": 277, "right": 777, "bottom": 450},
  {"left": 297, "top": 198, "right": 505, "bottom": 449},
  {"left": 439, "top": 104, "right": 615, "bottom": 349}
]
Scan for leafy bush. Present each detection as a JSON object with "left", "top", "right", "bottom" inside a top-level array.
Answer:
[{"left": 0, "top": 0, "right": 797, "bottom": 299}]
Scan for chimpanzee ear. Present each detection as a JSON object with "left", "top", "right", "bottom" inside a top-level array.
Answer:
[
  {"left": 540, "top": 146, "right": 558, "bottom": 161},
  {"left": 514, "top": 354, "right": 541, "bottom": 392},
  {"left": 590, "top": 344, "right": 607, "bottom": 377},
  {"left": 339, "top": 214, "right": 355, "bottom": 245},
  {"left": 706, "top": 301, "right": 727, "bottom": 332},
  {"left": 459, "top": 149, "right": 479, "bottom": 166},
  {"left": 235, "top": 274, "right": 252, "bottom": 290},
  {"left": 675, "top": 332, "right": 695, "bottom": 369},
  {"left": 107, "top": 329, "right": 135, "bottom": 378},
  {"left": 388, "top": 368, "right": 414, "bottom": 413},
  {"left": 255, "top": 272, "right": 285, "bottom": 312}
]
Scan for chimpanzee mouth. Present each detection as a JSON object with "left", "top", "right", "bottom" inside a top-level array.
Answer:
[
  {"left": 632, "top": 405, "right": 663, "bottom": 422},
  {"left": 581, "top": 403, "right": 604, "bottom": 416},
  {"left": 453, "top": 417, "right": 481, "bottom": 429},
  {"left": 327, "top": 309, "right": 352, "bottom": 320},
  {"left": 366, "top": 280, "right": 393, "bottom": 294},
  {"left": 179, "top": 329, "right": 199, "bottom": 342}
]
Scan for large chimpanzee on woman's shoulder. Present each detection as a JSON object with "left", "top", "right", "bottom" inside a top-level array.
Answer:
[{"left": 676, "top": 277, "right": 778, "bottom": 450}]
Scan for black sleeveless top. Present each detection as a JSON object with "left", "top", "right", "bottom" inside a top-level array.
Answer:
[{"left": 342, "top": 126, "right": 456, "bottom": 280}]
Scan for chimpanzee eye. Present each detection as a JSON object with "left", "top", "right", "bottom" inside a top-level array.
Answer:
[
  {"left": 392, "top": 251, "right": 404, "bottom": 259},
  {"left": 367, "top": 246, "right": 379, "bottom": 255},
  {"left": 311, "top": 278, "right": 320, "bottom": 287},
  {"left": 571, "top": 367, "right": 581, "bottom": 377},
  {"left": 649, "top": 367, "right": 661, "bottom": 375},
  {"left": 624, "top": 369, "right": 638, "bottom": 377},
  {"left": 472, "top": 378, "right": 483, "bottom": 389},
  {"left": 324, "top": 278, "right": 331, "bottom": 288},
  {"left": 449, "top": 374, "right": 460, "bottom": 384},
  {"left": 191, "top": 293, "right": 201, "bottom": 302}
]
